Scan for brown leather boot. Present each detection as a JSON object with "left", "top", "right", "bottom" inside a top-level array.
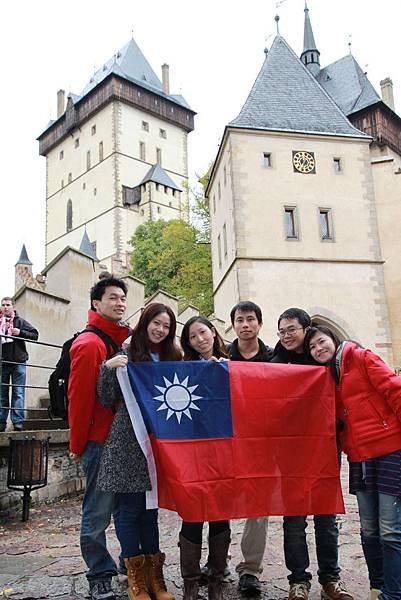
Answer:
[
  {"left": 145, "top": 552, "right": 175, "bottom": 600},
  {"left": 207, "top": 530, "right": 231, "bottom": 600},
  {"left": 125, "top": 555, "right": 152, "bottom": 600},
  {"left": 179, "top": 533, "right": 202, "bottom": 600},
  {"left": 321, "top": 580, "right": 354, "bottom": 600}
]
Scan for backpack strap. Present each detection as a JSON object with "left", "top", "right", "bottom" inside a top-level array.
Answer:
[{"left": 83, "top": 325, "right": 121, "bottom": 358}]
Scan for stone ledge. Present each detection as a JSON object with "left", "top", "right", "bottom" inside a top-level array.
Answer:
[{"left": 0, "top": 429, "right": 70, "bottom": 448}]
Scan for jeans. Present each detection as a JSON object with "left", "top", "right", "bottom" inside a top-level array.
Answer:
[
  {"left": 1, "top": 362, "right": 26, "bottom": 427},
  {"left": 80, "top": 441, "right": 118, "bottom": 582},
  {"left": 283, "top": 514, "right": 340, "bottom": 584},
  {"left": 114, "top": 492, "right": 159, "bottom": 558},
  {"left": 356, "top": 490, "right": 401, "bottom": 600}
]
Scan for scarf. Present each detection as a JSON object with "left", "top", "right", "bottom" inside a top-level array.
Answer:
[{"left": 0, "top": 310, "right": 14, "bottom": 342}]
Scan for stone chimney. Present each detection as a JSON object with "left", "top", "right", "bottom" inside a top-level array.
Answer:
[
  {"left": 57, "top": 89, "right": 65, "bottom": 118},
  {"left": 380, "top": 77, "right": 395, "bottom": 111},
  {"left": 161, "top": 64, "right": 170, "bottom": 95}
]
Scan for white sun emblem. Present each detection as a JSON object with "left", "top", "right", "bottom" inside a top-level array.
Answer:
[{"left": 153, "top": 373, "right": 202, "bottom": 423}]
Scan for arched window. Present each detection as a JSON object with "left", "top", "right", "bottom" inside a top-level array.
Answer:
[
  {"left": 310, "top": 315, "right": 348, "bottom": 341},
  {"left": 66, "top": 199, "right": 73, "bottom": 232}
]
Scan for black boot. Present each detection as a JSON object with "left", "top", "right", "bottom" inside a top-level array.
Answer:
[
  {"left": 208, "top": 530, "right": 231, "bottom": 600},
  {"left": 179, "top": 533, "right": 202, "bottom": 600}
]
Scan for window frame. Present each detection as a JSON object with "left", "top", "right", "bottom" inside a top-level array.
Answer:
[
  {"left": 283, "top": 206, "right": 299, "bottom": 241},
  {"left": 318, "top": 207, "right": 334, "bottom": 241}
]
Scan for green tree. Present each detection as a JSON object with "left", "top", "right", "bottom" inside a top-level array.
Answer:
[{"left": 129, "top": 217, "right": 213, "bottom": 315}]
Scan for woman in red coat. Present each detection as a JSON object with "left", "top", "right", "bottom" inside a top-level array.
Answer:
[{"left": 304, "top": 325, "right": 401, "bottom": 600}]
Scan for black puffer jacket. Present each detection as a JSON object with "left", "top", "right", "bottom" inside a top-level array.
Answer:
[
  {"left": 1, "top": 313, "right": 39, "bottom": 363},
  {"left": 270, "top": 341, "right": 315, "bottom": 365}
]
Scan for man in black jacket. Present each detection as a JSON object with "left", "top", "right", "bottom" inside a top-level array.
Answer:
[
  {"left": 230, "top": 301, "right": 274, "bottom": 596},
  {"left": 0, "top": 297, "right": 38, "bottom": 431}
]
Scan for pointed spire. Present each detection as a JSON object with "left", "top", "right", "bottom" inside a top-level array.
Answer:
[
  {"left": 79, "top": 230, "right": 99, "bottom": 261},
  {"left": 15, "top": 244, "right": 32, "bottom": 266},
  {"left": 300, "top": 2, "right": 320, "bottom": 76}
]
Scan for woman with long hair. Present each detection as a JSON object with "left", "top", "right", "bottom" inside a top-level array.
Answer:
[
  {"left": 178, "top": 316, "right": 230, "bottom": 600},
  {"left": 97, "top": 303, "right": 181, "bottom": 600},
  {"left": 304, "top": 325, "right": 401, "bottom": 600}
]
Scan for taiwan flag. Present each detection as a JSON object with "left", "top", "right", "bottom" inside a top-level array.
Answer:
[{"left": 117, "top": 360, "right": 344, "bottom": 522}]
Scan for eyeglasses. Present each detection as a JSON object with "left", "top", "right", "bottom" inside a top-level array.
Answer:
[{"left": 277, "top": 327, "right": 304, "bottom": 338}]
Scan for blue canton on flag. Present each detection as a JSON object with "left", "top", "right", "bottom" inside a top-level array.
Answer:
[{"left": 127, "top": 361, "right": 233, "bottom": 440}]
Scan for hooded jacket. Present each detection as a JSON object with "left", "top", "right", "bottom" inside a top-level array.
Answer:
[
  {"left": 336, "top": 341, "right": 401, "bottom": 462},
  {"left": 68, "top": 309, "right": 129, "bottom": 455}
]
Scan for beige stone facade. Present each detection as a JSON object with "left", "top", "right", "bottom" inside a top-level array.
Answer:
[
  {"left": 45, "top": 101, "right": 189, "bottom": 271},
  {"left": 209, "top": 128, "right": 394, "bottom": 366}
]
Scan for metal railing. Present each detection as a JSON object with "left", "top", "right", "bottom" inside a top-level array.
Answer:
[{"left": 0, "top": 334, "right": 62, "bottom": 420}]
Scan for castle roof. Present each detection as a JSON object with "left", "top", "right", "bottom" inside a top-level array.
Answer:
[
  {"left": 229, "top": 35, "right": 368, "bottom": 138},
  {"left": 139, "top": 163, "right": 182, "bottom": 191},
  {"left": 79, "top": 230, "right": 99, "bottom": 261},
  {"left": 317, "top": 54, "right": 382, "bottom": 116},
  {"left": 15, "top": 244, "right": 32, "bottom": 266},
  {"left": 81, "top": 38, "right": 191, "bottom": 110}
]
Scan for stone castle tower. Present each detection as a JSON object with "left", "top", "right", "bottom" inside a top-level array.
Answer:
[
  {"left": 207, "top": 6, "right": 401, "bottom": 367},
  {"left": 37, "top": 38, "right": 195, "bottom": 274}
]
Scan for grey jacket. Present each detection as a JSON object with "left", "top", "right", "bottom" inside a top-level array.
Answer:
[{"left": 96, "top": 358, "right": 151, "bottom": 494}]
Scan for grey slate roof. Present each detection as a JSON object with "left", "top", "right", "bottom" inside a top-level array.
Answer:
[
  {"left": 317, "top": 54, "right": 381, "bottom": 115},
  {"left": 229, "top": 36, "right": 368, "bottom": 138},
  {"left": 139, "top": 163, "right": 182, "bottom": 191},
  {"left": 303, "top": 5, "right": 318, "bottom": 52},
  {"left": 80, "top": 38, "right": 191, "bottom": 110},
  {"left": 79, "top": 230, "right": 99, "bottom": 261},
  {"left": 15, "top": 244, "right": 32, "bottom": 266}
]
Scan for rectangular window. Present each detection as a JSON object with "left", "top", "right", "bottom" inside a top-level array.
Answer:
[
  {"left": 333, "top": 157, "right": 342, "bottom": 172},
  {"left": 217, "top": 234, "right": 222, "bottom": 268},
  {"left": 263, "top": 152, "right": 272, "bottom": 168},
  {"left": 91, "top": 125, "right": 96, "bottom": 135},
  {"left": 223, "top": 166, "right": 227, "bottom": 186},
  {"left": 68, "top": 172, "right": 72, "bottom": 183},
  {"left": 223, "top": 223, "right": 227, "bottom": 257},
  {"left": 98, "top": 141, "right": 104, "bottom": 162},
  {"left": 159, "top": 128, "right": 167, "bottom": 139},
  {"left": 142, "top": 121, "right": 149, "bottom": 132},
  {"left": 91, "top": 241, "right": 97, "bottom": 254},
  {"left": 213, "top": 195, "right": 216, "bottom": 214},
  {"left": 74, "top": 138, "right": 79, "bottom": 148},
  {"left": 218, "top": 182, "right": 221, "bottom": 200},
  {"left": 156, "top": 147, "right": 162, "bottom": 164},
  {"left": 284, "top": 207, "right": 298, "bottom": 239},
  {"left": 319, "top": 208, "right": 334, "bottom": 240},
  {"left": 59, "top": 150, "right": 64, "bottom": 160},
  {"left": 87, "top": 150, "right": 91, "bottom": 170},
  {"left": 140, "top": 141, "right": 146, "bottom": 161}
]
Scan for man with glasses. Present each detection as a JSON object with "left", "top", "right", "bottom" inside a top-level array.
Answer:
[
  {"left": 271, "top": 308, "right": 352, "bottom": 600},
  {"left": 0, "top": 297, "right": 38, "bottom": 431}
]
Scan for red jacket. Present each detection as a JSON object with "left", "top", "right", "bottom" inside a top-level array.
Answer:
[
  {"left": 68, "top": 310, "right": 129, "bottom": 455},
  {"left": 337, "top": 342, "right": 401, "bottom": 462}
]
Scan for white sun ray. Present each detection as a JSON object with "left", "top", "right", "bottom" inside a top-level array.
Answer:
[{"left": 153, "top": 372, "right": 203, "bottom": 424}]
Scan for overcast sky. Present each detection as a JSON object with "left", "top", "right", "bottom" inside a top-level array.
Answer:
[{"left": 1, "top": 0, "right": 400, "bottom": 293}]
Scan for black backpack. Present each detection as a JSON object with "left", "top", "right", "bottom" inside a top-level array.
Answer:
[{"left": 48, "top": 325, "right": 120, "bottom": 421}]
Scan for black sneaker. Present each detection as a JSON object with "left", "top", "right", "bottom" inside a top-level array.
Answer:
[
  {"left": 238, "top": 574, "right": 262, "bottom": 597},
  {"left": 89, "top": 580, "right": 116, "bottom": 600},
  {"left": 0, "top": 423, "right": 6, "bottom": 432}
]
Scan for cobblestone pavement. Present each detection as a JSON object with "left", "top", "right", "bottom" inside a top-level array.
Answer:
[{"left": 0, "top": 464, "right": 370, "bottom": 600}]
